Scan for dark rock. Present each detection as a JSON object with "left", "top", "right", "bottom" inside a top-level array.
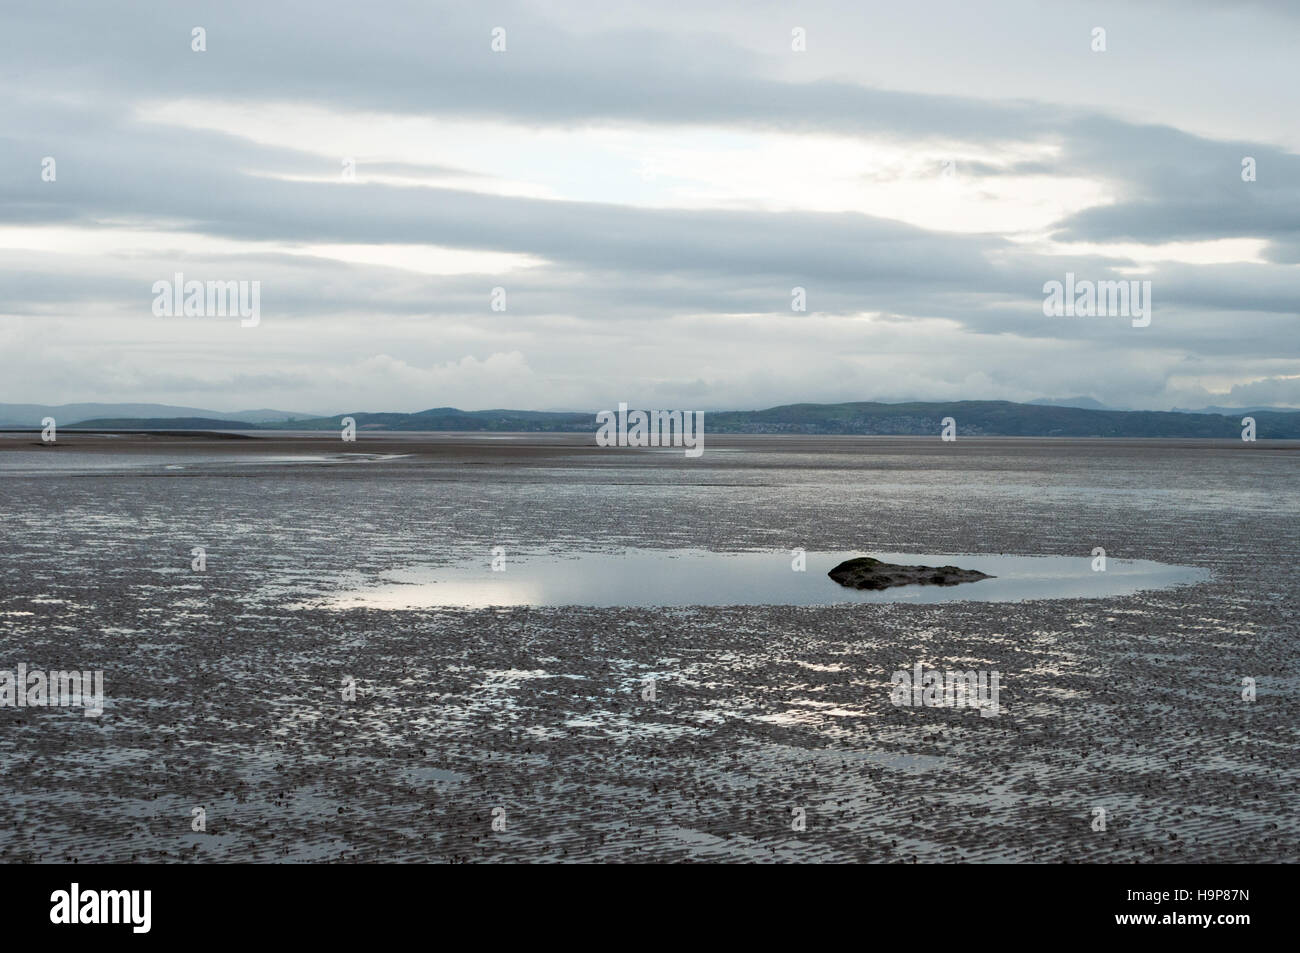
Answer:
[{"left": 827, "top": 556, "right": 993, "bottom": 590}]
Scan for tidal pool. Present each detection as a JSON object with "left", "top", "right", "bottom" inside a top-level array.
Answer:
[{"left": 318, "top": 549, "right": 1210, "bottom": 609}]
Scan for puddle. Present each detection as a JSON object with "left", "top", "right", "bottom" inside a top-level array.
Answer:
[
  {"left": 213, "top": 453, "right": 412, "bottom": 466},
  {"left": 313, "top": 549, "right": 1210, "bottom": 609},
  {"left": 0, "top": 449, "right": 412, "bottom": 477}
]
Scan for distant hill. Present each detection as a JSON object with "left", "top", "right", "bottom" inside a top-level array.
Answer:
[
  {"left": 267, "top": 407, "right": 593, "bottom": 432},
  {"left": 0, "top": 403, "right": 314, "bottom": 427},
  {"left": 30, "top": 400, "right": 1300, "bottom": 439},
  {"left": 65, "top": 418, "right": 264, "bottom": 431},
  {"left": 701, "top": 401, "right": 1300, "bottom": 438},
  {"left": 1028, "top": 397, "right": 1117, "bottom": 411},
  {"left": 1171, "top": 405, "right": 1300, "bottom": 416}
]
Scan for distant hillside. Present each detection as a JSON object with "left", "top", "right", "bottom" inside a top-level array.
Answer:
[
  {"left": 17, "top": 400, "right": 1300, "bottom": 439},
  {"left": 1172, "top": 405, "right": 1300, "bottom": 416},
  {"left": 0, "top": 402, "right": 313, "bottom": 427},
  {"left": 703, "top": 401, "right": 1300, "bottom": 438},
  {"left": 1028, "top": 397, "right": 1117, "bottom": 411},
  {"left": 294, "top": 401, "right": 1298, "bottom": 438},
  {"left": 268, "top": 407, "right": 593, "bottom": 432},
  {"left": 66, "top": 418, "right": 264, "bottom": 431}
]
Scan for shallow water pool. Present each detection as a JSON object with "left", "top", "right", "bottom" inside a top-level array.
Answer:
[{"left": 317, "top": 549, "right": 1210, "bottom": 609}]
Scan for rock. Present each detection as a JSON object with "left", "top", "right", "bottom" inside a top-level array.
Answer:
[{"left": 827, "top": 556, "right": 993, "bottom": 590}]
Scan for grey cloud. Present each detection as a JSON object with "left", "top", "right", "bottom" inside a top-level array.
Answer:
[{"left": 2, "top": 0, "right": 1296, "bottom": 413}]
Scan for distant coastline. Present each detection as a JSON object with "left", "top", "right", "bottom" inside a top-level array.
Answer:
[{"left": 5, "top": 399, "right": 1300, "bottom": 439}]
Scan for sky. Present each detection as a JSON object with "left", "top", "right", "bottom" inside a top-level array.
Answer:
[{"left": 1, "top": 0, "right": 1298, "bottom": 414}]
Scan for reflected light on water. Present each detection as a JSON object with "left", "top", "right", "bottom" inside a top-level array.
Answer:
[{"left": 314, "top": 549, "right": 1210, "bottom": 610}]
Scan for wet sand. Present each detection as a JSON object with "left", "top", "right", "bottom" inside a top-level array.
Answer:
[{"left": 0, "top": 432, "right": 1297, "bottom": 862}]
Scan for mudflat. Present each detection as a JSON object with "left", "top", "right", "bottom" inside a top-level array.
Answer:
[{"left": 0, "top": 432, "right": 1296, "bottom": 862}]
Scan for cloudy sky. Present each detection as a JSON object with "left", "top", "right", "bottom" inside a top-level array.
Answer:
[{"left": 2, "top": 0, "right": 1298, "bottom": 414}]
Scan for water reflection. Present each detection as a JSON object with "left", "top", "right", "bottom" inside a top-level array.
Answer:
[{"left": 322, "top": 549, "right": 1210, "bottom": 609}]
